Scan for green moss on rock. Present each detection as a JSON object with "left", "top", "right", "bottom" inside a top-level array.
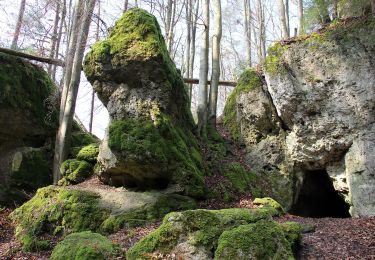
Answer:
[
  {"left": 280, "top": 221, "right": 303, "bottom": 250},
  {"left": 0, "top": 53, "right": 57, "bottom": 126},
  {"left": 223, "top": 68, "right": 263, "bottom": 140},
  {"left": 214, "top": 220, "right": 295, "bottom": 260},
  {"left": 223, "top": 162, "right": 258, "bottom": 194},
  {"left": 107, "top": 115, "right": 205, "bottom": 198},
  {"left": 11, "top": 186, "right": 107, "bottom": 251},
  {"left": 253, "top": 197, "right": 285, "bottom": 216},
  {"left": 76, "top": 143, "right": 99, "bottom": 163},
  {"left": 263, "top": 43, "right": 290, "bottom": 76},
  {"left": 59, "top": 159, "right": 93, "bottom": 185},
  {"left": 126, "top": 208, "right": 278, "bottom": 259},
  {"left": 50, "top": 231, "right": 120, "bottom": 260}
]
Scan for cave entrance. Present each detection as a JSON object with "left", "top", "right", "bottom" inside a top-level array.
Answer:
[{"left": 290, "top": 170, "right": 350, "bottom": 218}]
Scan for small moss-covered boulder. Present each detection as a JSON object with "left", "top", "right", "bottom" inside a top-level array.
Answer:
[
  {"left": 126, "top": 207, "right": 278, "bottom": 259},
  {"left": 84, "top": 9, "right": 204, "bottom": 197},
  {"left": 253, "top": 197, "right": 285, "bottom": 215},
  {"left": 59, "top": 159, "right": 93, "bottom": 185},
  {"left": 214, "top": 220, "right": 295, "bottom": 260},
  {"left": 76, "top": 143, "right": 99, "bottom": 163},
  {"left": 50, "top": 231, "right": 120, "bottom": 260}
]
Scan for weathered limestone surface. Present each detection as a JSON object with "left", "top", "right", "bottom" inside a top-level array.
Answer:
[
  {"left": 84, "top": 9, "right": 205, "bottom": 197},
  {"left": 226, "top": 18, "right": 375, "bottom": 216}
]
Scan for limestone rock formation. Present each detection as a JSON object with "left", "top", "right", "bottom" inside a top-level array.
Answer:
[
  {"left": 126, "top": 208, "right": 301, "bottom": 259},
  {"left": 84, "top": 9, "right": 205, "bottom": 197},
  {"left": 0, "top": 53, "right": 58, "bottom": 205},
  {"left": 225, "top": 17, "right": 375, "bottom": 217}
]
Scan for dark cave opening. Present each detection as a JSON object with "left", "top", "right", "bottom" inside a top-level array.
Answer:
[{"left": 289, "top": 170, "right": 350, "bottom": 218}]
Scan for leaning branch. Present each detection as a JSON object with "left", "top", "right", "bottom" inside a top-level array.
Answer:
[
  {"left": 0, "top": 47, "right": 65, "bottom": 66},
  {"left": 0, "top": 47, "right": 237, "bottom": 87},
  {"left": 184, "top": 78, "right": 236, "bottom": 87}
]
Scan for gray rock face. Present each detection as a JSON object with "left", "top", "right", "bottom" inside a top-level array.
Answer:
[
  {"left": 262, "top": 18, "right": 374, "bottom": 216},
  {"left": 227, "top": 18, "right": 375, "bottom": 216}
]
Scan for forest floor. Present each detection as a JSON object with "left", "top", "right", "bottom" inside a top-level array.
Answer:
[{"left": 1, "top": 123, "right": 375, "bottom": 259}]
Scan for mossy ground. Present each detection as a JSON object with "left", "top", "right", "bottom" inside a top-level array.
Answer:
[{"left": 50, "top": 231, "right": 121, "bottom": 260}]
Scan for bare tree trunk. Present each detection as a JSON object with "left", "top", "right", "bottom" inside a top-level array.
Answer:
[
  {"left": 243, "top": 0, "right": 251, "bottom": 66},
  {"left": 53, "top": 0, "right": 96, "bottom": 183},
  {"left": 197, "top": 0, "right": 209, "bottom": 137},
  {"left": 11, "top": 0, "right": 27, "bottom": 49},
  {"left": 279, "top": 0, "right": 288, "bottom": 39},
  {"left": 52, "top": 0, "right": 66, "bottom": 81},
  {"left": 184, "top": 0, "right": 192, "bottom": 94},
  {"left": 332, "top": 0, "right": 338, "bottom": 19},
  {"left": 208, "top": 0, "right": 222, "bottom": 127},
  {"left": 256, "top": 0, "right": 266, "bottom": 61},
  {"left": 188, "top": 0, "right": 199, "bottom": 106},
  {"left": 166, "top": 0, "right": 176, "bottom": 52},
  {"left": 124, "top": 0, "right": 129, "bottom": 11},
  {"left": 48, "top": 1, "right": 61, "bottom": 77},
  {"left": 285, "top": 0, "right": 290, "bottom": 36},
  {"left": 89, "top": 0, "right": 101, "bottom": 134},
  {"left": 372, "top": 0, "right": 375, "bottom": 14},
  {"left": 298, "top": 0, "right": 304, "bottom": 35}
]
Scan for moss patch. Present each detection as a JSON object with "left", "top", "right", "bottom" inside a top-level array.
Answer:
[
  {"left": 253, "top": 197, "right": 285, "bottom": 216},
  {"left": 126, "top": 208, "right": 278, "bottom": 259},
  {"left": 58, "top": 159, "right": 93, "bottom": 185},
  {"left": 50, "top": 231, "right": 121, "bottom": 260},
  {"left": 76, "top": 143, "right": 99, "bottom": 163},
  {"left": 0, "top": 53, "right": 57, "bottom": 126},
  {"left": 108, "top": 114, "right": 205, "bottom": 198},
  {"left": 214, "top": 220, "right": 295, "bottom": 259},
  {"left": 263, "top": 43, "right": 290, "bottom": 76},
  {"left": 223, "top": 68, "right": 263, "bottom": 141}
]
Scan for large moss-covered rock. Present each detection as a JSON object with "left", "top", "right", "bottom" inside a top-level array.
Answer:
[
  {"left": 83, "top": 9, "right": 204, "bottom": 197},
  {"left": 126, "top": 208, "right": 281, "bottom": 259},
  {"left": 50, "top": 231, "right": 121, "bottom": 260},
  {"left": 11, "top": 185, "right": 195, "bottom": 251},
  {"left": 0, "top": 54, "right": 58, "bottom": 205}
]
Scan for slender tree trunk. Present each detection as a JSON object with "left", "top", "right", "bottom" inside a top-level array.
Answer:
[
  {"left": 256, "top": 0, "right": 266, "bottom": 61},
  {"left": 371, "top": 0, "right": 375, "bottom": 14},
  {"left": 279, "top": 0, "right": 288, "bottom": 39},
  {"left": 48, "top": 1, "right": 61, "bottom": 77},
  {"left": 243, "top": 0, "right": 251, "bottom": 66},
  {"left": 89, "top": 0, "right": 100, "bottom": 134},
  {"left": 285, "top": 0, "right": 290, "bottom": 36},
  {"left": 53, "top": 0, "right": 96, "bottom": 183},
  {"left": 124, "top": 0, "right": 129, "bottom": 11},
  {"left": 52, "top": 0, "right": 66, "bottom": 81},
  {"left": 184, "top": 0, "right": 192, "bottom": 95},
  {"left": 197, "top": 0, "right": 209, "bottom": 137},
  {"left": 332, "top": 0, "right": 338, "bottom": 19},
  {"left": 208, "top": 0, "right": 222, "bottom": 127},
  {"left": 166, "top": 0, "right": 176, "bottom": 52},
  {"left": 11, "top": 0, "right": 27, "bottom": 49},
  {"left": 298, "top": 0, "right": 304, "bottom": 35},
  {"left": 189, "top": 0, "right": 199, "bottom": 106}
]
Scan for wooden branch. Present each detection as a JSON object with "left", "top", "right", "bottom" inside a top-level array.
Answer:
[
  {"left": 0, "top": 47, "right": 238, "bottom": 87},
  {"left": 183, "top": 78, "right": 237, "bottom": 87},
  {"left": 0, "top": 47, "right": 65, "bottom": 66}
]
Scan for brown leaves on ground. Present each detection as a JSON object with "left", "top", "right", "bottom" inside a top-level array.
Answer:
[{"left": 277, "top": 214, "right": 375, "bottom": 260}]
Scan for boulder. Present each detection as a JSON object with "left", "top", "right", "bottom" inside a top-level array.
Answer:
[
  {"left": 126, "top": 208, "right": 299, "bottom": 260},
  {"left": 11, "top": 185, "right": 195, "bottom": 251},
  {"left": 0, "top": 53, "right": 58, "bottom": 204},
  {"left": 50, "top": 231, "right": 121, "bottom": 260},
  {"left": 84, "top": 9, "right": 204, "bottom": 197}
]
